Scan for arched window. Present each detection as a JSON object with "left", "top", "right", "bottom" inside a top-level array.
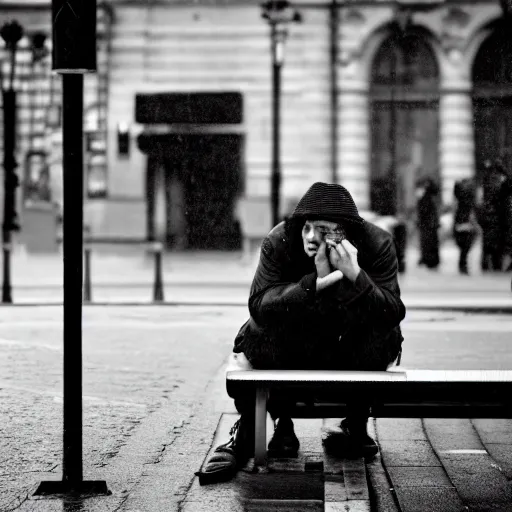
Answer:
[
  {"left": 372, "top": 33, "right": 439, "bottom": 97},
  {"left": 370, "top": 31, "right": 440, "bottom": 216},
  {"left": 473, "top": 25, "right": 512, "bottom": 178}
]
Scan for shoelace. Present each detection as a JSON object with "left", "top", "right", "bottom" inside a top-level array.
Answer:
[{"left": 228, "top": 418, "right": 241, "bottom": 439}]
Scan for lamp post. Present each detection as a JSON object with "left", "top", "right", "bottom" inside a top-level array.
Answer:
[
  {"left": 1, "top": 20, "right": 23, "bottom": 304},
  {"left": 261, "top": 0, "right": 301, "bottom": 228},
  {"left": 28, "top": 32, "right": 49, "bottom": 149}
]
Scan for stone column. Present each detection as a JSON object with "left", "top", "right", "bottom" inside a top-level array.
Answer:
[
  {"left": 439, "top": 83, "right": 475, "bottom": 205},
  {"left": 337, "top": 86, "right": 371, "bottom": 209}
]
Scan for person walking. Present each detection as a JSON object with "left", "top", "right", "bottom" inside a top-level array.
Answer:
[
  {"left": 453, "top": 177, "right": 478, "bottom": 275},
  {"left": 499, "top": 175, "right": 512, "bottom": 272},
  {"left": 477, "top": 160, "right": 508, "bottom": 271},
  {"left": 416, "top": 177, "right": 440, "bottom": 269}
]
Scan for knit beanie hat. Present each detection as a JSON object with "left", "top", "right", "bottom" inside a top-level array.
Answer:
[{"left": 291, "top": 182, "right": 364, "bottom": 226}]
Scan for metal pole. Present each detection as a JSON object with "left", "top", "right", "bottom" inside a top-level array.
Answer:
[
  {"left": 329, "top": 0, "right": 339, "bottom": 184},
  {"left": 2, "top": 89, "right": 18, "bottom": 304},
  {"left": 83, "top": 245, "right": 92, "bottom": 303},
  {"left": 152, "top": 242, "right": 164, "bottom": 302},
  {"left": 270, "top": 25, "right": 282, "bottom": 228},
  {"left": 62, "top": 73, "right": 84, "bottom": 485},
  {"left": 35, "top": 0, "right": 108, "bottom": 494}
]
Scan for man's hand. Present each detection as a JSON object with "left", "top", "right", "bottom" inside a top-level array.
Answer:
[
  {"left": 327, "top": 239, "right": 361, "bottom": 283},
  {"left": 315, "top": 241, "right": 331, "bottom": 278},
  {"left": 316, "top": 270, "right": 343, "bottom": 293}
]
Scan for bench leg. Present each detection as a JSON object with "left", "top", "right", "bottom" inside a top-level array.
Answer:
[{"left": 254, "top": 387, "right": 268, "bottom": 467}]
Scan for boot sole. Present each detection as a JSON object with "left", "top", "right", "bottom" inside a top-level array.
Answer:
[{"left": 196, "top": 466, "right": 237, "bottom": 486}]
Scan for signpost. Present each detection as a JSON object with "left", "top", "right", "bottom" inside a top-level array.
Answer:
[{"left": 35, "top": 0, "right": 108, "bottom": 495}]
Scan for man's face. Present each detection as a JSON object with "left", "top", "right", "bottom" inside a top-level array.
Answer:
[{"left": 301, "top": 219, "right": 345, "bottom": 257}]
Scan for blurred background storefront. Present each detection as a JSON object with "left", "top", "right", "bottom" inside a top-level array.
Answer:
[{"left": 0, "top": 0, "right": 509, "bottom": 251}]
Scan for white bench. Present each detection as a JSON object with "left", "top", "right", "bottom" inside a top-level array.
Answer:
[{"left": 226, "top": 369, "right": 512, "bottom": 466}]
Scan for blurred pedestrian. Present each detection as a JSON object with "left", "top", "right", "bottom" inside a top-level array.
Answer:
[
  {"left": 196, "top": 182, "right": 405, "bottom": 485},
  {"left": 499, "top": 175, "right": 512, "bottom": 272},
  {"left": 477, "top": 160, "right": 508, "bottom": 271},
  {"left": 452, "top": 177, "right": 478, "bottom": 275},
  {"left": 416, "top": 177, "right": 440, "bottom": 269}
]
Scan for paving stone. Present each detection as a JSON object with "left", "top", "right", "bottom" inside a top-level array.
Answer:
[
  {"left": 425, "top": 419, "right": 512, "bottom": 507},
  {"left": 267, "top": 459, "right": 305, "bottom": 472},
  {"left": 482, "top": 443, "right": 512, "bottom": 479},
  {"left": 464, "top": 505, "right": 512, "bottom": 512},
  {"left": 386, "top": 466, "right": 453, "bottom": 488},
  {"left": 323, "top": 454, "right": 345, "bottom": 475},
  {"left": 394, "top": 487, "right": 466, "bottom": 512},
  {"left": 435, "top": 453, "right": 512, "bottom": 506},
  {"left": 379, "top": 440, "right": 441, "bottom": 467},
  {"left": 236, "top": 471, "right": 324, "bottom": 501},
  {"left": 244, "top": 499, "right": 323, "bottom": 511},
  {"left": 325, "top": 500, "right": 370, "bottom": 512},
  {"left": 366, "top": 454, "right": 400, "bottom": 512},
  {"left": 343, "top": 461, "right": 369, "bottom": 501},
  {"left": 186, "top": 477, "right": 240, "bottom": 501},
  {"left": 376, "top": 418, "right": 426, "bottom": 441},
  {"left": 324, "top": 474, "right": 348, "bottom": 502},
  {"left": 473, "top": 419, "right": 512, "bottom": 444},
  {"left": 423, "top": 419, "right": 482, "bottom": 451},
  {"left": 181, "top": 499, "right": 244, "bottom": 512}
]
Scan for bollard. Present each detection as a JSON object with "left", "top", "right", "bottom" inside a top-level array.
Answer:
[
  {"left": 83, "top": 245, "right": 92, "bottom": 303},
  {"left": 1, "top": 241, "right": 12, "bottom": 303},
  {"left": 152, "top": 242, "right": 164, "bottom": 302}
]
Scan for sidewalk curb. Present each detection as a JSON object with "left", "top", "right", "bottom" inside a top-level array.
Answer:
[{"left": 0, "top": 301, "right": 511, "bottom": 313}]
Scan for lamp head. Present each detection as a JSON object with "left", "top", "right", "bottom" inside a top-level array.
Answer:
[
  {"left": 31, "top": 32, "right": 49, "bottom": 63},
  {"left": 1, "top": 21, "right": 23, "bottom": 51},
  {"left": 261, "top": 0, "right": 302, "bottom": 25}
]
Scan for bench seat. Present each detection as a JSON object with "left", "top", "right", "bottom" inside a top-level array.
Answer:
[{"left": 226, "top": 369, "right": 512, "bottom": 465}]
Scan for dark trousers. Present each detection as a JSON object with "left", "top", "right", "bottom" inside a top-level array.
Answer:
[
  {"left": 234, "top": 391, "right": 372, "bottom": 423},
  {"left": 454, "top": 231, "right": 475, "bottom": 273}
]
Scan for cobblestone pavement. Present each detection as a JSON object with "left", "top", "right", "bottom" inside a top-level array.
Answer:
[
  {"left": 0, "top": 305, "right": 248, "bottom": 511},
  {"left": 2, "top": 307, "right": 512, "bottom": 511}
]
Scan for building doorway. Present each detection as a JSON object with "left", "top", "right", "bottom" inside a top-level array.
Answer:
[
  {"left": 136, "top": 92, "right": 244, "bottom": 251},
  {"left": 473, "top": 24, "right": 512, "bottom": 179},
  {"left": 145, "top": 133, "right": 243, "bottom": 250},
  {"left": 370, "top": 30, "right": 440, "bottom": 216}
]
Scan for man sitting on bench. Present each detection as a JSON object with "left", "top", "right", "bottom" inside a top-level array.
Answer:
[{"left": 197, "top": 182, "right": 406, "bottom": 485}]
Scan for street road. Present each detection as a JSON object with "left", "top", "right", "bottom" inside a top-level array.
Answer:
[
  {"left": 1, "top": 305, "right": 511, "bottom": 511},
  {"left": 6, "top": 281, "right": 512, "bottom": 306}
]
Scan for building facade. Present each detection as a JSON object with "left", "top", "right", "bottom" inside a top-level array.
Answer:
[{"left": 0, "top": 0, "right": 509, "bottom": 249}]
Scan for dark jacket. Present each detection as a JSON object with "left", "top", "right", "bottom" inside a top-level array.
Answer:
[
  {"left": 500, "top": 179, "right": 512, "bottom": 257},
  {"left": 233, "top": 219, "right": 405, "bottom": 371}
]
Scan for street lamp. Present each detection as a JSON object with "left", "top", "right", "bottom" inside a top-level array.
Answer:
[
  {"left": 1, "top": 20, "right": 23, "bottom": 304},
  {"left": 261, "top": 0, "right": 301, "bottom": 228}
]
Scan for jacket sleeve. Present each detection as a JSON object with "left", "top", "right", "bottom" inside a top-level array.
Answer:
[
  {"left": 326, "top": 237, "right": 405, "bottom": 330},
  {"left": 248, "top": 237, "right": 317, "bottom": 326}
]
